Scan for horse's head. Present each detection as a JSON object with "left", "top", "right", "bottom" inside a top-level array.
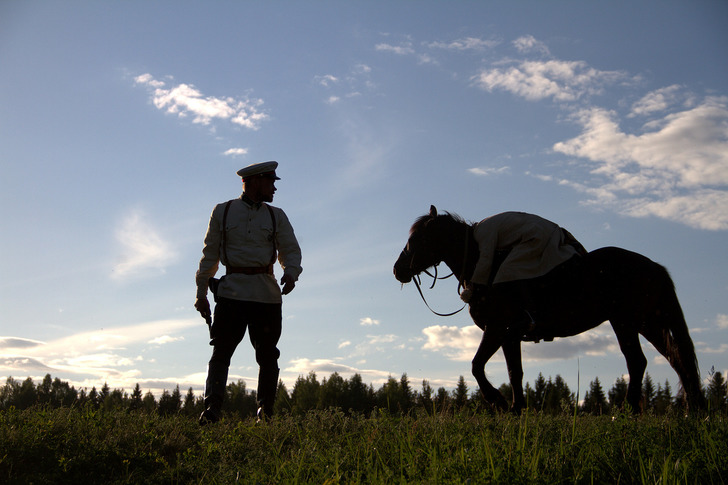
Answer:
[{"left": 394, "top": 205, "right": 447, "bottom": 283}]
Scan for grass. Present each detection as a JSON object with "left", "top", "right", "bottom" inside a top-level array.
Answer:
[{"left": 1, "top": 406, "right": 726, "bottom": 484}]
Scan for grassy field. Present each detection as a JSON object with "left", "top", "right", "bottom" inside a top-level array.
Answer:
[{"left": 1, "top": 406, "right": 726, "bottom": 484}]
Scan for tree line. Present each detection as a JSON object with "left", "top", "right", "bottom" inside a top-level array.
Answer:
[{"left": 2, "top": 370, "right": 727, "bottom": 417}]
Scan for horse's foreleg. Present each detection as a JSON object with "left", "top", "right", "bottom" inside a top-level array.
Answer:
[
  {"left": 472, "top": 330, "right": 509, "bottom": 412},
  {"left": 502, "top": 339, "right": 525, "bottom": 414},
  {"left": 611, "top": 322, "right": 647, "bottom": 413}
]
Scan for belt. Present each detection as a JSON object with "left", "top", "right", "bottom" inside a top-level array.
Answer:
[{"left": 226, "top": 265, "right": 274, "bottom": 276}]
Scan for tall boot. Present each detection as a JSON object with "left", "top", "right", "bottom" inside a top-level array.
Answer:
[
  {"left": 256, "top": 366, "right": 279, "bottom": 421},
  {"left": 199, "top": 362, "right": 228, "bottom": 425}
]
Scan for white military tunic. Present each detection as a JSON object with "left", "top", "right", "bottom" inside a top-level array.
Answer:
[{"left": 195, "top": 196, "right": 302, "bottom": 304}]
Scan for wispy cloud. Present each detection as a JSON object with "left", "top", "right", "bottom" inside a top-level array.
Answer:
[
  {"left": 512, "top": 35, "right": 550, "bottom": 56},
  {"left": 553, "top": 97, "right": 728, "bottom": 230},
  {"left": 360, "top": 317, "right": 380, "bottom": 326},
  {"left": 315, "top": 74, "right": 339, "bottom": 87},
  {"left": 0, "top": 318, "right": 199, "bottom": 391},
  {"left": 112, "top": 209, "right": 177, "bottom": 279},
  {"left": 134, "top": 73, "right": 268, "bottom": 130},
  {"left": 375, "top": 42, "right": 415, "bottom": 56},
  {"left": 314, "top": 64, "right": 374, "bottom": 105},
  {"left": 367, "top": 334, "right": 396, "bottom": 345},
  {"left": 421, "top": 324, "right": 619, "bottom": 362},
  {"left": 428, "top": 37, "right": 500, "bottom": 51},
  {"left": 468, "top": 166, "right": 510, "bottom": 177},
  {"left": 284, "top": 357, "right": 393, "bottom": 385},
  {"left": 472, "top": 59, "right": 629, "bottom": 102},
  {"left": 460, "top": 36, "right": 727, "bottom": 231},
  {"left": 148, "top": 335, "right": 184, "bottom": 346},
  {"left": 0, "top": 337, "right": 45, "bottom": 349},
  {"left": 629, "top": 84, "right": 684, "bottom": 117},
  {"left": 223, "top": 147, "right": 248, "bottom": 157}
]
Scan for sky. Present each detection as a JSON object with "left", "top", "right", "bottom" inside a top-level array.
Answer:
[{"left": 1, "top": 1, "right": 727, "bottom": 402}]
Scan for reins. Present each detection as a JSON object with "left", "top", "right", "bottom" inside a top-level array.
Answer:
[{"left": 412, "top": 274, "right": 466, "bottom": 316}]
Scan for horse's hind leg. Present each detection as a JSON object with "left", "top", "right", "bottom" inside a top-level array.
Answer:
[
  {"left": 610, "top": 321, "right": 647, "bottom": 412},
  {"left": 640, "top": 324, "right": 706, "bottom": 411},
  {"left": 502, "top": 339, "right": 526, "bottom": 414}
]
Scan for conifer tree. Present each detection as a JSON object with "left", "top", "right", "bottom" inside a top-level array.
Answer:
[
  {"left": 642, "top": 373, "right": 656, "bottom": 411},
  {"left": 291, "top": 372, "right": 320, "bottom": 415},
  {"left": 418, "top": 379, "right": 434, "bottom": 413},
  {"left": 453, "top": 376, "right": 469, "bottom": 409},
  {"left": 129, "top": 383, "right": 143, "bottom": 411},
  {"left": 582, "top": 377, "right": 608, "bottom": 415},
  {"left": 706, "top": 368, "right": 728, "bottom": 413},
  {"left": 608, "top": 376, "right": 628, "bottom": 410}
]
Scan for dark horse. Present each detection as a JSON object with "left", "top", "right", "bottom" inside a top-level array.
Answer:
[{"left": 393, "top": 206, "right": 705, "bottom": 413}]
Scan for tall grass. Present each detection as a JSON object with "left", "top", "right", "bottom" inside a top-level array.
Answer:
[{"left": 1, "top": 406, "right": 725, "bottom": 483}]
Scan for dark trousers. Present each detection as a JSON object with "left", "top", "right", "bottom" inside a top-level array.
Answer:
[{"left": 204, "top": 297, "right": 282, "bottom": 416}]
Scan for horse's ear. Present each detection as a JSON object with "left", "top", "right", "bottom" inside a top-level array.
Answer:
[{"left": 429, "top": 205, "right": 437, "bottom": 218}]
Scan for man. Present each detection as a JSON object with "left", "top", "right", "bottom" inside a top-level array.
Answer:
[
  {"left": 195, "top": 161, "right": 302, "bottom": 424},
  {"left": 462, "top": 212, "right": 586, "bottom": 339}
]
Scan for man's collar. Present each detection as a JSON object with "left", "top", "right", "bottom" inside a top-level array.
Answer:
[{"left": 241, "top": 192, "right": 263, "bottom": 209}]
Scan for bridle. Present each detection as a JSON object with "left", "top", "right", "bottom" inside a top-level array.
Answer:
[{"left": 404, "top": 224, "right": 471, "bottom": 317}]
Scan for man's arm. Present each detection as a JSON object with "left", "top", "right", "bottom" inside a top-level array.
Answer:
[
  {"left": 195, "top": 205, "right": 222, "bottom": 319},
  {"left": 274, "top": 208, "right": 302, "bottom": 294}
]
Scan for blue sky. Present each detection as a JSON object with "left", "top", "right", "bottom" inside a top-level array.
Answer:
[{"left": 2, "top": 1, "right": 727, "bottom": 400}]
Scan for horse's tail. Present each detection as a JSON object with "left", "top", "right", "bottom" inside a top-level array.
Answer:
[{"left": 657, "top": 266, "right": 706, "bottom": 411}]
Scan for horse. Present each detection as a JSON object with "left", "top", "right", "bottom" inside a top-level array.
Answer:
[{"left": 393, "top": 206, "right": 706, "bottom": 414}]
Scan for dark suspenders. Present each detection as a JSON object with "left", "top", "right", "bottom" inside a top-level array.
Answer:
[{"left": 220, "top": 199, "right": 277, "bottom": 274}]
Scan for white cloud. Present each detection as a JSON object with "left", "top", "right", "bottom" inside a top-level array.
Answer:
[
  {"left": 700, "top": 342, "right": 728, "bottom": 354},
  {"left": 717, "top": 314, "right": 728, "bottom": 329},
  {"left": 428, "top": 37, "right": 499, "bottom": 51},
  {"left": 375, "top": 42, "right": 415, "bottom": 55},
  {"left": 367, "top": 334, "right": 396, "bottom": 344},
  {"left": 467, "top": 45, "right": 726, "bottom": 231},
  {"left": 112, "top": 210, "right": 177, "bottom": 279},
  {"left": 284, "top": 358, "right": 391, "bottom": 383},
  {"left": 0, "top": 337, "right": 45, "bottom": 349},
  {"left": 315, "top": 64, "right": 374, "bottom": 105},
  {"left": 629, "top": 84, "right": 683, "bottom": 117},
  {"left": 223, "top": 148, "right": 248, "bottom": 157},
  {"left": 553, "top": 97, "right": 728, "bottom": 230},
  {"left": 315, "top": 74, "right": 339, "bottom": 87},
  {"left": 134, "top": 73, "right": 164, "bottom": 88},
  {"left": 135, "top": 73, "right": 268, "bottom": 130},
  {"left": 468, "top": 166, "right": 510, "bottom": 176},
  {"left": 512, "top": 35, "right": 550, "bottom": 55},
  {"left": 422, "top": 324, "right": 482, "bottom": 361},
  {"left": 360, "top": 317, "right": 380, "bottom": 326},
  {"left": 421, "top": 324, "right": 619, "bottom": 362},
  {"left": 338, "top": 341, "right": 351, "bottom": 349},
  {"left": 0, "top": 318, "right": 199, "bottom": 389},
  {"left": 148, "top": 335, "right": 184, "bottom": 345},
  {"left": 472, "top": 59, "right": 627, "bottom": 102}
]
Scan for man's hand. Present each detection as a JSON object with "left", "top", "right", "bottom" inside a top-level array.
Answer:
[
  {"left": 280, "top": 274, "right": 296, "bottom": 295},
  {"left": 195, "top": 297, "right": 211, "bottom": 323}
]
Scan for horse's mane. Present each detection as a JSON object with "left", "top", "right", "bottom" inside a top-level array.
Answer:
[{"left": 409, "top": 211, "right": 470, "bottom": 236}]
